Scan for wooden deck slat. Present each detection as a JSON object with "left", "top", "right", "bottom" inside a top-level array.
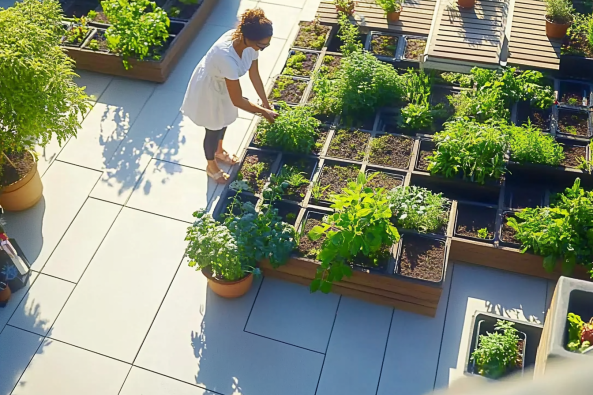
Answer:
[
  {"left": 435, "top": 36, "right": 500, "bottom": 47},
  {"left": 437, "top": 25, "right": 501, "bottom": 39},
  {"left": 509, "top": 45, "right": 561, "bottom": 58},
  {"left": 430, "top": 50, "right": 498, "bottom": 63}
]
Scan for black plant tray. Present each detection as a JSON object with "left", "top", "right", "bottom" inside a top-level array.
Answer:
[
  {"left": 453, "top": 202, "right": 497, "bottom": 243},
  {"left": 393, "top": 232, "right": 447, "bottom": 285}
]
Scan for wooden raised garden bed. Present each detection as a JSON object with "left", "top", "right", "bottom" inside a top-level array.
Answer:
[{"left": 60, "top": 0, "right": 216, "bottom": 82}]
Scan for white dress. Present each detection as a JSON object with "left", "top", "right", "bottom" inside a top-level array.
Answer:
[{"left": 181, "top": 30, "right": 259, "bottom": 131}]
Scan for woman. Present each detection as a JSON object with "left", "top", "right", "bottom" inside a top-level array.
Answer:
[{"left": 181, "top": 8, "right": 278, "bottom": 184}]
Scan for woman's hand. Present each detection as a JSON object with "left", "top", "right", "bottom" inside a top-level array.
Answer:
[{"left": 262, "top": 108, "right": 278, "bottom": 123}]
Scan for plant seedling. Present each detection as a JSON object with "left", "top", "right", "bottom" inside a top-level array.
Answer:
[
  {"left": 477, "top": 228, "right": 489, "bottom": 239},
  {"left": 471, "top": 320, "right": 521, "bottom": 379}
]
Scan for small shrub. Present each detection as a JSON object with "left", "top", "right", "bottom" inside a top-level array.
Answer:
[
  {"left": 337, "top": 14, "right": 362, "bottom": 55},
  {"left": 471, "top": 320, "right": 520, "bottom": 379},
  {"left": 545, "top": 0, "right": 574, "bottom": 24},
  {"left": 255, "top": 104, "right": 320, "bottom": 153},
  {"left": 387, "top": 186, "right": 450, "bottom": 233},
  {"left": 509, "top": 122, "right": 564, "bottom": 166}
]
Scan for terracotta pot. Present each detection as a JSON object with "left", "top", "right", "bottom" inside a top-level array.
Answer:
[
  {"left": 545, "top": 18, "right": 571, "bottom": 39},
  {"left": 0, "top": 151, "right": 43, "bottom": 212},
  {"left": 457, "top": 0, "right": 475, "bottom": 8},
  {"left": 0, "top": 282, "right": 11, "bottom": 307},
  {"left": 387, "top": 9, "right": 402, "bottom": 22},
  {"left": 201, "top": 268, "right": 253, "bottom": 298}
]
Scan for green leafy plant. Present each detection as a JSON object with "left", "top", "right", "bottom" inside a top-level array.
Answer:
[
  {"left": 376, "top": 0, "right": 403, "bottom": 13},
  {"left": 0, "top": 0, "right": 91, "bottom": 183},
  {"left": 427, "top": 119, "right": 510, "bottom": 184},
  {"left": 477, "top": 228, "right": 489, "bottom": 239},
  {"left": 63, "top": 17, "right": 90, "bottom": 45},
  {"left": 545, "top": 0, "right": 574, "bottom": 24},
  {"left": 563, "top": 14, "right": 593, "bottom": 57},
  {"left": 400, "top": 103, "right": 433, "bottom": 130},
  {"left": 271, "top": 165, "right": 310, "bottom": 198},
  {"left": 88, "top": 39, "right": 99, "bottom": 51},
  {"left": 255, "top": 103, "right": 320, "bottom": 153},
  {"left": 509, "top": 122, "right": 564, "bottom": 166},
  {"left": 440, "top": 72, "right": 474, "bottom": 87},
  {"left": 387, "top": 186, "right": 450, "bottom": 233},
  {"left": 567, "top": 313, "right": 593, "bottom": 353},
  {"left": 102, "top": 0, "right": 170, "bottom": 69},
  {"left": 333, "top": 0, "right": 356, "bottom": 15},
  {"left": 87, "top": 10, "right": 97, "bottom": 19},
  {"left": 337, "top": 14, "right": 362, "bottom": 55},
  {"left": 471, "top": 320, "right": 521, "bottom": 379},
  {"left": 308, "top": 172, "right": 400, "bottom": 292},
  {"left": 282, "top": 51, "right": 311, "bottom": 77},
  {"left": 311, "top": 180, "right": 330, "bottom": 200},
  {"left": 508, "top": 178, "right": 593, "bottom": 276}
]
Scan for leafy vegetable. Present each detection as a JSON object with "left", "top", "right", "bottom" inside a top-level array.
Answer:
[
  {"left": 387, "top": 186, "right": 450, "bottom": 233},
  {"left": 471, "top": 320, "right": 521, "bottom": 379},
  {"left": 477, "top": 228, "right": 489, "bottom": 239},
  {"left": 509, "top": 122, "right": 564, "bottom": 166},
  {"left": 337, "top": 14, "right": 363, "bottom": 55}
]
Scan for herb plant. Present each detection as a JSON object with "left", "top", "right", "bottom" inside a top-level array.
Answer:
[
  {"left": 334, "top": 0, "right": 356, "bottom": 15},
  {"left": 255, "top": 104, "right": 320, "bottom": 153},
  {"left": 271, "top": 164, "right": 310, "bottom": 199},
  {"left": 63, "top": 17, "right": 90, "bottom": 46},
  {"left": 471, "top": 320, "right": 521, "bottom": 379},
  {"left": 508, "top": 178, "right": 593, "bottom": 276},
  {"left": 102, "top": 0, "right": 170, "bottom": 69},
  {"left": 308, "top": 172, "right": 400, "bottom": 292},
  {"left": 387, "top": 186, "right": 450, "bottom": 233},
  {"left": 427, "top": 119, "right": 510, "bottom": 184},
  {"left": 563, "top": 14, "right": 593, "bottom": 58},
  {"left": 545, "top": 0, "right": 574, "bottom": 24},
  {"left": 477, "top": 228, "right": 489, "bottom": 239},
  {"left": 376, "top": 0, "right": 403, "bottom": 13},
  {"left": 567, "top": 313, "right": 593, "bottom": 353},
  {"left": 337, "top": 14, "right": 363, "bottom": 55},
  {"left": 509, "top": 122, "right": 564, "bottom": 166}
]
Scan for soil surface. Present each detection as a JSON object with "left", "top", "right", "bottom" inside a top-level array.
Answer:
[
  {"left": 316, "top": 163, "right": 360, "bottom": 201},
  {"left": 326, "top": 129, "right": 370, "bottom": 161},
  {"left": 273, "top": 202, "right": 300, "bottom": 225},
  {"left": 505, "top": 186, "right": 544, "bottom": 209},
  {"left": 368, "top": 134, "right": 413, "bottom": 169},
  {"left": 86, "top": 30, "right": 110, "bottom": 52},
  {"left": 398, "top": 236, "right": 445, "bottom": 282},
  {"left": 319, "top": 55, "right": 342, "bottom": 79},
  {"left": 269, "top": 77, "right": 307, "bottom": 104},
  {"left": 501, "top": 213, "right": 520, "bottom": 245},
  {"left": 530, "top": 110, "right": 552, "bottom": 130},
  {"left": 558, "top": 110, "right": 589, "bottom": 136},
  {"left": 559, "top": 82, "right": 588, "bottom": 106},
  {"left": 416, "top": 141, "right": 435, "bottom": 171},
  {"left": 0, "top": 151, "right": 34, "bottom": 187},
  {"left": 282, "top": 51, "right": 319, "bottom": 77},
  {"left": 404, "top": 39, "right": 427, "bottom": 60},
  {"left": 311, "top": 128, "right": 329, "bottom": 155},
  {"left": 297, "top": 216, "right": 325, "bottom": 258},
  {"left": 366, "top": 171, "right": 403, "bottom": 191},
  {"left": 455, "top": 204, "right": 496, "bottom": 240},
  {"left": 560, "top": 144, "right": 587, "bottom": 168},
  {"left": 294, "top": 21, "right": 330, "bottom": 50},
  {"left": 238, "top": 154, "right": 273, "bottom": 194},
  {"left": 90, "top": 10, "right": 109, "bottom": 23},
  {"left": 370, "top": 34, "right": 397, "bottom": 57}
]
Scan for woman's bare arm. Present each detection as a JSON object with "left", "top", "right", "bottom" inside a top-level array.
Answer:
[
  {"left": 225, "top": 78, "right": 276, "bottom": 122},
  {"left": 248, "top": 60, "right": 271, "bottom": 109}
]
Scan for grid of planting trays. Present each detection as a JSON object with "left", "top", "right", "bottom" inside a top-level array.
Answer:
[
  {"left": 213, "top": 21, "right": 593, "bottom": 317},
  {"left": 59, "top": 0, "right": 215, "bottom": 82},
  {"left": 364, "top": 31, "right": 428, "bottom": 63}
]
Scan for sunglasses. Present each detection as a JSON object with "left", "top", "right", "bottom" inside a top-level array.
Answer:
[{"left": 244, "top": 37, "right": 269, "bottom": 51}]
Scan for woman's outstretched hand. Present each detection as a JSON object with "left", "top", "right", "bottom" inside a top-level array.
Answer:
[{"left": 263, "top": 108, "right": 278, "bottom": 123}]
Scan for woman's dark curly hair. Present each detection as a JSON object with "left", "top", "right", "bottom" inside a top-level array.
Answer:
[{"left": 232, "top": 8, "right": 273, "bottom": 41}]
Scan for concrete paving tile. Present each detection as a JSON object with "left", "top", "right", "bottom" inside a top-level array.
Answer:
[
  {"left": 58, "top": 78, "right": 155, "bottom": 170},
  {"left": 35, "top": 136, "right": 67, "bottom": 178},
  {"left": 126, "top": 160, "right": 218, "bottom": 222},
  {"left": 90, "top": 89, "right": 184, "bottom": 204},
  {"left": 48, "top": 208, "right": 188, "bottom": 363},
  {"left": 206, "top": 0, "right": 258, "bottom": 29},
  {"left": 0, "top": 326, "right": 43, "bottom": 395},
  {"left": 75, "top": 70, "right": 113, "bottom": 104},
  {"left": 120, "top": 367, "right": 217, "bottom": 395},
  {"left": 135, "top": 263, "right": 324, "bottom": 395},
  {"left": 316, "top": 297, "right": 392, "bottom": 395},
  {"left": 8, "top": 274, "right": 75, "bottom": 336},
  {"left": 434, "top": 263, "right": 548, "bottom": 390},
  {"left": 377, "top": 265, "right": 454, "bottom": 395},
  {"left": 259, "top": 0, "right": 306, "bottom": 8},
  {"left": 42, "top": 198, "right": 121, "bottom": 283},
  {"left": 245, "top": 277, "right": 339, "bottom": 352},
  {"left": 0, "top": 161, "right": 101, "bottom": 271},
  {"left": 0, "top": 273, "right": 39, "bottom": 330},
  {"left": 12, "top": 339, "right": 130, "bottom": 395},
  {"left": 255, "top": 2, "right": 300, "bottom": 39}
]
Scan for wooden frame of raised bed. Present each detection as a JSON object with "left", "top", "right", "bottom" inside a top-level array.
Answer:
[{"left": 62, "top": 0, "right": 216, "bottom": 82}]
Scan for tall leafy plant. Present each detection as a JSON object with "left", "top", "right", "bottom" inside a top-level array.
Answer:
[
  {"left": 0, "top": 0, "right": 90, "bottom": 182},
  {"left": 256, "top": 104, "right": 320, "bottom": 153},
  {"left": 102, "top": 0, "right": 170, "bottom": 69},
  {"left": 387, "top": 186, "right": 450, "bottom": 233},
  {"left": 471, "top": 320, "right": 521, "bottom": 379},
  {"left": 337, "top": 14, "right": 362, "bottom": 55},
  {"left": 508, "top": 122, "right": 564, "bottom": 166}
]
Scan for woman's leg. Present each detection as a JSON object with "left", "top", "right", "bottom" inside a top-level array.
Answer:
[
  {"left": 204, "top": 128, "right": 228, "bottom": 183},
  {"left": 215, "top": 127, "right": 227, "bottom": 156}
]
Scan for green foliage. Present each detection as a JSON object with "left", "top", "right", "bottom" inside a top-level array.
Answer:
[
  {"left": 295, "top": 18, "right": 328, "bottom": 50},
  {"left": 563, "top": 14, "right": 593, "bottom": 57},
  {"left": 333, "top": 0, "right": 356, "bottom": 15},
  {"left": 271, "top": 164, "right": 310, "bottom": 198},
  {"left": 337, "top": 14, "right": 362, "bottom": 55},
  {"left": 308, "top": 173, "right": 400, "bottom": 293},
  {"left": 477, "top": 228, "right": 489, "bottom": 239},
  {"left": 0, "top": 0, "right": 90, "bottom": 175},
  {"left": 545, "top": 0, "right": 574, "bottom": 24},
  {"left": 400, "top": 103, "right": 433, "bottom": 130},
  {"left": 471, "top": 320, "right": 520, "bottom": 379},
  {"left": 102, "top": 0, "right": 170, "bottom": 69},
  {"left": 401, "top": 69, "right": 432, "bottom": 105},
  {"left": 567, "top": 313, "right": 586, "bottom": 351},
  {"left": 508, "top": 178, "right": 593, "bottom": 276},
  {"left": 448, "top": 88, "right": 509, "bottom": 122},
  {"left": 88, "top": 39, "right": 100, "bottom": 51},
  {"left": 427, "top": 119, "right": 510, "bottom": 184},
  {"left": 375, "top": 0, "right": 403, "bottom": 13},
  {"left": 440, "top": 72, "right": 474, "bottom": 87},
  {"left": 387, "top": 186, "right": 450, "bottom": 233},
  {"left": 63, "top": 17, "right": 90, "bottom": 45},
  {"left": 256, "top": 104, "right": 320, "bottom": 153},
  {"left": 509, "top": 122, "right": 564, "bottom": 166},
  {"left": 282, "top": 51, "right": 310, "bottom": 77},
  {"left": 311, "top": 181, "right": 330, "bottom": 200}
]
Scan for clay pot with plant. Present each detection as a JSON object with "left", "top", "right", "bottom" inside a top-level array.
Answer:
[
  {"left": 376, "top": 0, "right": 404, "bottom": 22},
  {"left": 0, "top": 0, "right": 90, "bottom": 212},
  {"left": 333, "top": 0, "right": 356, "bottom": 15},
  {"left": 545, "top": 0, "right": 574, "bottom": 38},
  {"left": 457, "top": 0, "right": 475, "bottom": 9}
]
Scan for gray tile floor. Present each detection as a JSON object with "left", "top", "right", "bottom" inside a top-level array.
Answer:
[{"left": 0, "top": 0, "right": 557, "bottom": 393}]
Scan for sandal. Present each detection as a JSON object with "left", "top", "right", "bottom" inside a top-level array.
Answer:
[
  {"left": 206, "top": 168, "right": 229, "bottom": 184},
  {"left": 215, "top": 150, "right": 239, "bottom": 166}
]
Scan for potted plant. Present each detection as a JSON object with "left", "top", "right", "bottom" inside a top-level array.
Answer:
[
  {"left": 458, "top": 0, "right": 475, "bottom": 10},
  {"left": 376, "top": 0, "right": 404, "bottom": 22},
  {"left": 333, "top": 0, "right": 356, "bottom": 15},
  {"left": 545, "top": 0, "right": 574, "bottom": 38},
  {"left": 0, "top": 0, "right": 91, "bottom": 211}
]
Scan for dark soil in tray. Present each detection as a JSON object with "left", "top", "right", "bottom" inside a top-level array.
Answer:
[
  {"left": 326, "top": 129, "right": 370, "bottom": 161},
  {"left": 404, "top": 38, "right": 427, "bottom": 61},
  {"left": 455, "top": 204, "right": 496, "bottom": 240},
  {"left": 370, "top": 34, "right": 398, "bottom": 57},
  {"left": 559, "top": 81, "right": 589, "bottom": 106},
  {"left": 62, "top": 25, "right": 91, "bottom": 48},
  {"left": 315, "top": 163, "right": 360, "bottom": 201},
  {"left": 504, "top": 186, "right": 544, "bottom": 209},
  {"left": 0, "top": 151, "right": 35, "bottom": 187},
  {"left": 560, "top": 144, "right": 587, "bottom": 168},
  {"left": 294, "top": 20, "right": 330, "bottom": 50},
  {"left": 558, "top": 110, "right": 589, "bottom": 136},
  {"left": 398, "top": 235, "right": 445, "bottom": 282},
  {"left": 368, "top": 134, "right": 413, "bottom": 169},
  {"left": 85, "top": 30, "right": 110, "bottom": 52},
  {"left": 366, "top": 171, "right": 403, "bottom": 190},
  {"left": 353, "top": 246, "right": 390, "bottom": 272},
  {"left": 272, "top": 202, "right": 300, "bottom": 226},
  {"left": 89, "top": 10, "right": 109, "bottom": 23},
  {"left": 516, "top": 102, "right": 551, "bottom": 131},
  {"left": 282, "top": 51, "right": 319, "bottom": 77},
  {"left": 221, "top": 192, "right": 258, "bottom": 218},
  {"left": 297, "top": 216, "right": 325, "bottom": 258},
  {"left": 165, "top": 0, "right": 200, "bottom": 20},
  {"left": 416, "top": 141, "right": 435, "bottom": 171},
  {"left": 237, "top": 154, "right": 274, "bottom": 194},
  {"left": 319, "top": 55, "right": 342, "bottom": 79},
  {"left": 269, "top": 77, "right": 308, "bottom": 104},
  {"left": 340, "top": 114, "right": 375, "bottom": 130},
  {"left": 63, "top": 0, "right": 99, "bottom": 17},
  {"left": 501, "top": 213, "right": 520, "bottom": 245},
  {"left": 276, "top": 159, "right": 315, "bottom": 202},
  {"left": 312, "top": 128, "right": 329, "bottom": 154}
]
